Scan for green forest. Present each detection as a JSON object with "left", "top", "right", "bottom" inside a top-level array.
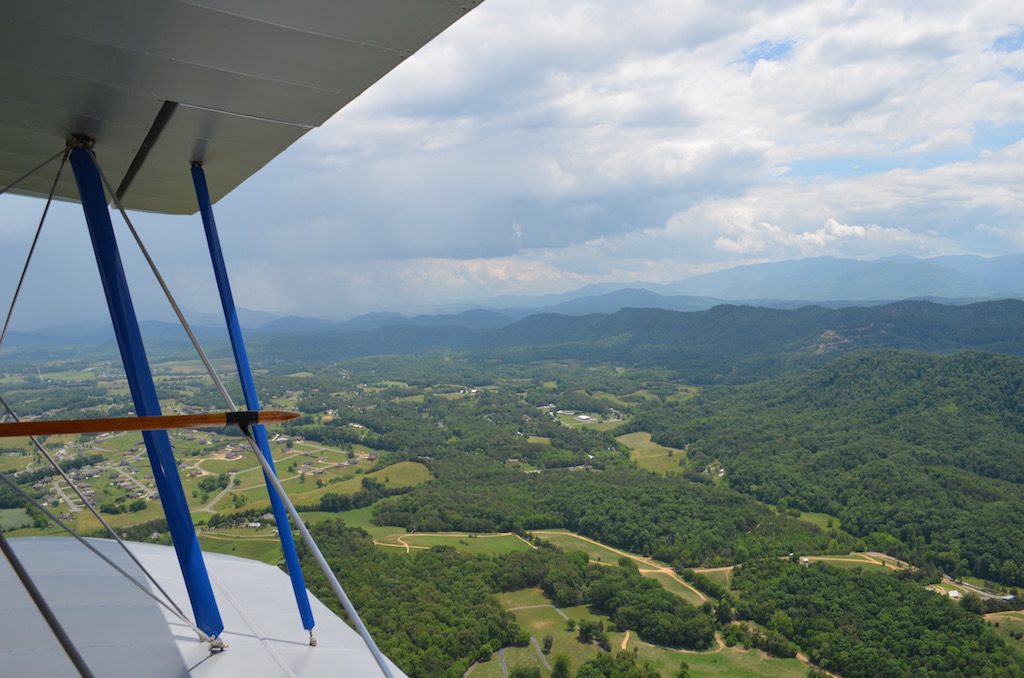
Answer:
[
  {"left": 375, "top": 460, "right": 852, "bottom": 566},
  {"left": 733, "top": 558, "right": 1024, "bottom": 677},
  {"left": 300, "top": 523, "right": 715, "bottom": 677},
  {"left": 6, "top": 299, "right": 1024, "bottom": 676},
  {"left": 629, "top": 350, "right": 1024, "bottom": 584}
]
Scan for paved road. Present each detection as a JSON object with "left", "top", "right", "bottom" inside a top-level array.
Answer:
[{"left": 51, "top": 479, "right": 82, "bottom": 512}]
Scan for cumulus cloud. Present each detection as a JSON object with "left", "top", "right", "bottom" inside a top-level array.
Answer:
[{"left": 2, "top": 0, "right": 1024, "bottom": 325}]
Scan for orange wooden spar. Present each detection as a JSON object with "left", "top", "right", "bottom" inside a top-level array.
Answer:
[{"left": 0, "top": 410, "right": 299, "bottom": 438}]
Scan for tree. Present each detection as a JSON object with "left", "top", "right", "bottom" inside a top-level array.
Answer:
[
  {"left": 768, "top": 610, "right": 795, "bottom": 637},
  {"left": 542, "top": 635, "right": 553, "bottom": 654},
  {"left": 551, "top": 655, "right": 571, "bottom": 678},
  {"left": 510, "top": 669, "right": 540, "bottom": 678},
  {"left": 960, "top": 591, "right": 985, "bottom": 615},
  {"left": 674, "top": 660, "right": 691, "bottom": 678}
]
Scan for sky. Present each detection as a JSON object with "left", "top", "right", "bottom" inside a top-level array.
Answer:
[{"left": 1, "top": 0, "right": 1024, "bottom": 326}]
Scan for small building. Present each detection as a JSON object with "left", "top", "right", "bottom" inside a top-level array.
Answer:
[{"left": 948, "top": 590, "right": 961, "bottom": 600}]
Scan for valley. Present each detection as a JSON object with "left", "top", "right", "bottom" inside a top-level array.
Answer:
[{"left": 2, "top": 300, "right": 1024, "bottom": 676}]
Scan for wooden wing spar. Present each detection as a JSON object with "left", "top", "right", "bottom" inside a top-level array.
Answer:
[{"left": 0, "top": 410, "right": 299, "bottom": 438}]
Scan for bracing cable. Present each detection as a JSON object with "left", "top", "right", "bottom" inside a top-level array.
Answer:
[
  {"left": 0, "top": 147, "right": 66, "bottom": 199},
  {"left": 88, "top": 149, "right": 396, "bottom": 676},
  {"left": 0, "top": 396, "right": 189, "bottom": 621},
  {"left": 0, "top": 149, "right": 67, "bottom": 349},
  {"left": 0, "top": 531, "right": 96, "bottom": 678},
  {"left": 0, "top": 150, "right": 198, "bottom": 634},
  {"left": 0, "top": 153, "right": 192, "bottom": 626},
  {"left": 0, "top": 471, "right": 212, "bottom": 643}
]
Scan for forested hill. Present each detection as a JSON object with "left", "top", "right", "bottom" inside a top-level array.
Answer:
[
  {"left": 8, "top": 300, "right": 1023, "bottom": 379},
  {"left": 251, "top": 298, "right": 1024, "bottom": 381},
  {"left": 491, "top": 297, "right": 1024, "bottom": 356},
  {"left": 480, "top": 298, "right": 1024, "bottom": 357},
  {"left": 630, "top": 349, "right": 1024, "bottom": 584}
]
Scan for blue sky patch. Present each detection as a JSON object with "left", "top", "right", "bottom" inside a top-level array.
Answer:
[
  {"left": 742, "top": 39, "right": 795, "bottom": 65},
  {"left": 993, "top": 27, "right": 1024, "bottom": 52}
]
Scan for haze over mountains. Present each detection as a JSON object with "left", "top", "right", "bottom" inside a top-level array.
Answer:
[
  {"left": 278, "top": 253, "right": 1024, "bottom": 328},
  {"left": 4, "top": 254, "right": 1021, "bottom": 348}
]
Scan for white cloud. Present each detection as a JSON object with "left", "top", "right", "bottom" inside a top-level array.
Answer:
[{"left": 3, "top": 0, "right": 1024, "bottom": 324}]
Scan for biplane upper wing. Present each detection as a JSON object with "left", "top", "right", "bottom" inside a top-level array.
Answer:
[{"left": 0, "top": 0, "right": 481, "bottom": 214}]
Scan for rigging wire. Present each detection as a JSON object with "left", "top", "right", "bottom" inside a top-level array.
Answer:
[
  {"left": 92, "top": 155, "right": 237, "bottom": 411},
  {"left": 0, "top": 469, "right": 212, "bottom": 643},
  {"left": 0, "top": 396, "right": 188, "bottom": 621},
  {"left": 88, "top": 149, "right": 397, "bottom": 676},
  {"left": 0, "top": 531, "right": 96, "bottom": 678},
  {"left": 0, "top": 147, "right": 66, "bottom": 199},
  {"left": 0, "top": 148, "right": 67, "bottom": 349},
  {"left": 0, "top": 152, "right": 196, "bottom": 631}
]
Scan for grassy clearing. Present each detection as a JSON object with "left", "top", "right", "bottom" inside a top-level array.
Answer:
[
  {"left": 988, "top": 612, "right": 1024, "bottom": 657},
  {"left": 930, "top": 580, "right": 972, "bottom": 597},
  {"left": 632, "top": 641, "right": 807, "bottom": 678},
  {"left": 195, "top": 457, "right": 250, "bottom": 474},
  {"left": 497, "top": 588, "right": 551, "bottom": 609},
  {"left": 300, "top": 505, "right": 405, "bottom": 541},
  {"left": 198, "top": 534, "right": 282, "bottom": 565},
  {"left": 214, "top": 461, "right": 432, "bottom": 513},
  {"left": 0, "top": 453, "right": 33, "bottom": 473},
  {"left": 797, "top": 511, "right": 841, "bottom": 531},
  {"left": 622, "top": 389, "right": 661, "bottom": 403},
  {"left": 643, "top": 570, "right": 704, "bottom": 607},
  {"left": 401, "top": 533, "right": 532, "bottom": 555},
  {"left": 589, "top": 390, "right": 632, "bottom": 408},
  {"left": 527, "top": 436, "right": 551, "bottom": 445},
  {"left": 555, "top": 413, "right": 625, "bottom": 432},
  {"left": 617, "top": 431, "right": 685, "bottom": 475},
  {"left": 328, "top": 461, "right": 432, "bottom": 495},
  {"left": 498, "top": 588, "right": 806, "bottom": 677},
  {"left": 40, "top": 369, "right": 95, "bottom": 382},
  {"left": 664, "top": 385, "right": 700, "bottom": 404},
  {"left": 699, "top": 568, "right": 733, "bottom": 591},
  {"left": 534, "top": 530, "right": 664, "bottom": 568},
  {"left": 535, "top": 531, "right": 628, "bottom": 565},
  {"left": 509, "top": 604, "right": 602, "bottom": 671},
  {"left": 0, "top": 508, "right": 33, "bottom": 530}
]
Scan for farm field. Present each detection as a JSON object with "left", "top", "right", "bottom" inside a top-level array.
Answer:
[
  {"left": 198, "top": 533, "right": 282, "bottom": 565},
  {"left": 617, "top": 431, "right": 685, "bottom": 475},
  {"left": 491, "top": 587, "right": 809, "bottom": 678},
  {"left": 532, "top": 530, "right": 706, "bottom": 605},
  {"left": 988, "top": 612, "right": 1024, "bottom": 657}
]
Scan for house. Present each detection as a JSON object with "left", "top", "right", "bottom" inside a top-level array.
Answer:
[{"left": 948, "top": 590, "right": 961, "bottom": 600}]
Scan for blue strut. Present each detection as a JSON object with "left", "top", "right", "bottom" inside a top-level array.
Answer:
[
  {"left": 69, "top": 148, "right": 224, "bottom": 638},
  {"left": 191, "top": 163, "right": 315, "bottom": 631}
]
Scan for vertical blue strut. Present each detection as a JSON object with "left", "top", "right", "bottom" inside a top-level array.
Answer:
[
  {"left": 69, "top": 148, "right": 224, "bottom": 637},
  {"left": 191, "top": 163, "right": 315, "bottom": 631}
]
